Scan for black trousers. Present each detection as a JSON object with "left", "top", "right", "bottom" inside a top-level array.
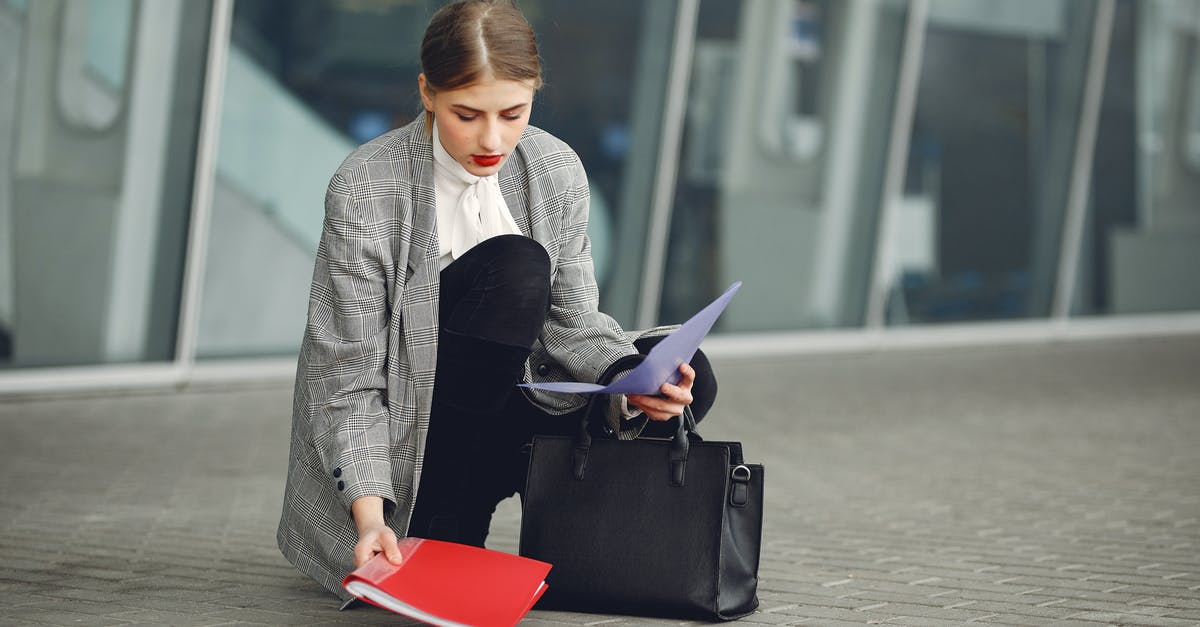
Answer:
[{"left": 408, "top": 235, "right": 717, "bottom": 545}]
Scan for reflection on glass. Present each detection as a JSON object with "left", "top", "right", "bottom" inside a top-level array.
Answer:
[
  {"left": 1076, "top": 0, "right": 1200, "bottom": 315},
  {"left": 198, "top": 0, "right": 673, "bottom": 357},
  {"left": 662, "top": 0, "right": 907, "bottom": 330},
  {"left": 57, "top": 0, "right": 133, "bottom": 130},
  {"left": 883, "top": 0, "right": 1094, "bottom": 324},
  {"left": 1, "top": 1, "right": 206, "bottom": 368}
]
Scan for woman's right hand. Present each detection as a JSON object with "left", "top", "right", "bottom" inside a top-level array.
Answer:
[
  {"left": 351, "top": 496, "right": 403, "bottom": 568},
  {"left": 353, "top": 524, "right": 403, "bottom": 568}
]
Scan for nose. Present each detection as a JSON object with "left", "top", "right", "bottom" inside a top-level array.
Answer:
[{"left": 479, "top": 118, "right": 502, "bottom": 152}]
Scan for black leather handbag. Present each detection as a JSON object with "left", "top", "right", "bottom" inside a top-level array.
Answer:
[{"left": 519, "top": 390, "right": 765, "bottom": 621}]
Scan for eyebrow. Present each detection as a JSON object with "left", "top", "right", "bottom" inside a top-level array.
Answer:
[{"left": 450, "top": 103, "right": 529, "bottom": 114}]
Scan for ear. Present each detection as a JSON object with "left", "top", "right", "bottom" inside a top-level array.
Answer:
[{"left": 418, "top": 74, "right": 434, "bottom": 111}]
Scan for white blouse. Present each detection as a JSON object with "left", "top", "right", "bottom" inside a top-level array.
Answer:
[
  {"left": 431, "top": 124, "right": 641, "bottom": 420},
  {"left": 431, "top": 124, "right": 521, "bottom": 270}
]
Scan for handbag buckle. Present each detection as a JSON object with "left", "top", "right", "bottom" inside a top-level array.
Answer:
[{"left": 730, "top": 464, "right": 752, "bottom": 508}]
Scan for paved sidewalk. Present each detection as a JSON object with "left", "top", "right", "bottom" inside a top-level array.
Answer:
[{"left": 1, "top": 336, "right": 1198, "bottom": 626}]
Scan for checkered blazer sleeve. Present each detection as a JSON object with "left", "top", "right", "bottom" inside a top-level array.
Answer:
[
  {"left": 296, "top": 172, "right": 396, "bottom": 512},
  {"left": 539, "top": 151, "right": 637, "bottom": 386}
]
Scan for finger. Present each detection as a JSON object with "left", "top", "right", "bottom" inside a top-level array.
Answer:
[
  {"left": 658, "top": 382, "right": 693, "bottom": 406},
  {"left": 647, "top": 410, "right": 676, "bottom": 422},
  {"left": 379, "top": 528, "right": 403, "bottom": 565},
  {"left": 652, "top": 391, "right": 688, "bottom": 411},
  {"left": 353, "top": 542, "right": 374, "bottom": 568},
  {"left": 678, "top": 363, "right": 696, "bottom": 387},
  {"left": 626, "top": 395, "right": 671, "bottom": 421},
  {"left": 629, "top": 393, "right": 678, "bottom": 411},
  {"left": 628, "top": 395, "right": 685, "bottom": 421}
]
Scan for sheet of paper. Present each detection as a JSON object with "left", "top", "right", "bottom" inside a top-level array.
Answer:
[{"left": 520, "top": 281, "right": 742, "bottom": 395}]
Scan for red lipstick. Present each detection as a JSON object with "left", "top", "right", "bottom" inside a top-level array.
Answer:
[{"left": 472, "top": 154, "right": 502, "bottom": 167}]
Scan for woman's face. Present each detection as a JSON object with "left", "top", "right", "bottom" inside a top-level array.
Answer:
[{"left": 420, "top": 74, "right": 535, "bottom": 177}]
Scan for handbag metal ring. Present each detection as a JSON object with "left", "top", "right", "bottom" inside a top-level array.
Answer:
[{"left": 731, "top": 464, "right": 752, "bottom": 481}]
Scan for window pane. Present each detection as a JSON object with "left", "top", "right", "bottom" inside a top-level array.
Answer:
[
  {"left": 198, "top": 0, "right": 674, "bottom": 357},
  {"left": 884, "top": 0, "right": 1095, "bottom": 325},
  {"left": 1074, "top": 0, "right": 1200, "bottom": 315},
  {"left": 536, "top": 1, "right": 678, "bottom": 328},
  {"left": 661, "top": 0, "right": 908, "bottom": 330},
  {"left": 57, "top": 0, "right": 134, "bottom": 129},
  {"left": 0, "top": 1, "right": 207, "bottom": 368}
]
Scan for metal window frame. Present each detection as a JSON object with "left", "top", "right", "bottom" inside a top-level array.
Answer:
[
  {"left": 1052, "top": 0, "right": 1116, "bottom": 318},
  {"left": 635, "top": 0, "right": 701, "bottom": 329},
  {"left": 174, "top": 0, "right": 233, "bottom": 367},
  {"left": 864, "top": 0, "right": 931, "bottom": 328}
]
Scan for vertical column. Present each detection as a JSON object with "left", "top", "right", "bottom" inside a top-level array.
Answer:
[
  {"left": 605, "top": 0, "right": 686, "bottom": 328},
  {"left": 1051, "top": 0, "right": 1115, "bottom": 318},
  {"left": 635, "top": 0, "right": 700, "bottom": 329},
  {"left": 175, "top": 0, "right": 234, "bottom": 369},
  {"left": 865, "top": 0, "right": 930, "bottom": 328},
  {"left": 104, "top": 0, "right": 185, "bottom": 361}
]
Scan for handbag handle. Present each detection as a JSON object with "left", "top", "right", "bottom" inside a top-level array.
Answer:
[{"left": 572, "top": 356, "right": 695, "bottom": 487}]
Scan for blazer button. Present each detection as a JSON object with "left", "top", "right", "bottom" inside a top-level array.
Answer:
[
  {"left": 333, "top": 467, "right": 342, "bottom": 478},
  {"left": 536, "top": 363, "right": 550, "bottom": 376},
  {"left": 337, "top": 480, "right": 345, "bottom": 491}
]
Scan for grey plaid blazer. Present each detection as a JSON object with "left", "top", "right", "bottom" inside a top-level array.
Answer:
[{"left": 277, "top": 115, "right": 667, "bottom": 599}]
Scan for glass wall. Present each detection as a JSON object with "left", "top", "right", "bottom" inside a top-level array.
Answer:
[
  {"left": 1, "top": 0, "right": 1197, "bottom": 390},
  {"left": 1074, "top": 0, "right": 1200, "bottom": 315},
  {"left": 0, "top": 0, "right": 209, "bottom": 369},
  {"left": 196, "top": 0, "right": 678, "bottom": 356},
  {"left": 661, "top": 0, "right": 910, "bottom": 331},
  {"left": 657, "top": 0, "right": 1199, "bottom": 332},
  {"left": 881, "top": 0, "right": 1096, "bottom": 325}
]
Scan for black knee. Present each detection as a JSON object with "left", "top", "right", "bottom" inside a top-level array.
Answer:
[
  {"left": 439, "top": 235, "right": 551, "bottom": 346},
  {"left": 480, "top": 235, "right": 551, "bottom": 315}
]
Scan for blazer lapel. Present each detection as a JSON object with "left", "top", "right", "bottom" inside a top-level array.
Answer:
[
  {"left": 500, "top": 164, "right": 532, "bottom": 236},
  {"left": 400, "top": 120, "right": 442, "bottom": 401},
  {"left": 408, "top": 128, "right": 440, "bottom": 277}
]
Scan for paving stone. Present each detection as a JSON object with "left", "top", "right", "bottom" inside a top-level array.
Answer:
[
  {"left": 199, "top": 607, "right": 330, "bottom": 625},
  {"left": 766, "top": 602, "right": 896, "bottom": 623},
  {"left": 106, "top": 609, "right": 240, "bottom": 626},
  {"left": 934, "top": 599, "right": 1081, "bottom": 621},
  {"left": 730, "top": 610, "right": 808, "bottom": 624},
  {"left": 1, "top": 337, "right": 1198, "bottom": 625},
  {"left": 1060, "top": 613, "right": 1199, "bottom": 626},
  {"left": 886, "top": 616, "right": 1000, "bottom": 626},
  {"left": 108, "top": 597, "right": 230, "bottom": 615},
  {"left": 0, "top": 605, "right": 134, "bottom": 626}
]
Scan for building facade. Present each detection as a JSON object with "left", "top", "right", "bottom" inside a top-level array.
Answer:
[{"left": 1, "top": 0, "right": 1198, "bottom": 393}]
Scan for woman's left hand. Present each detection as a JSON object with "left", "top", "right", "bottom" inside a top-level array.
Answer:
[{"left": 626, "top": 363, "right": 696, "bottom": 422}]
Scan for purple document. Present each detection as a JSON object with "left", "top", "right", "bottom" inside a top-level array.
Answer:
[{"left": 520, "top": 281, "right": 742, "bottom": 395}]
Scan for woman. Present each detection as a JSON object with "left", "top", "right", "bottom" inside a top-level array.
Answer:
[{"left": 277, "top": 0, "right": 717, "bottom": 602}]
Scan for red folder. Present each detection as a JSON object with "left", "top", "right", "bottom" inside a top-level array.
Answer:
[{"left": 342, "top": 538, "right": 551, "bottom": 627}]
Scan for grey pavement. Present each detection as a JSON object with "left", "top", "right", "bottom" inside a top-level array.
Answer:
[{"left": 1, "top": 336, "right": 1198, "bottom": 626}]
